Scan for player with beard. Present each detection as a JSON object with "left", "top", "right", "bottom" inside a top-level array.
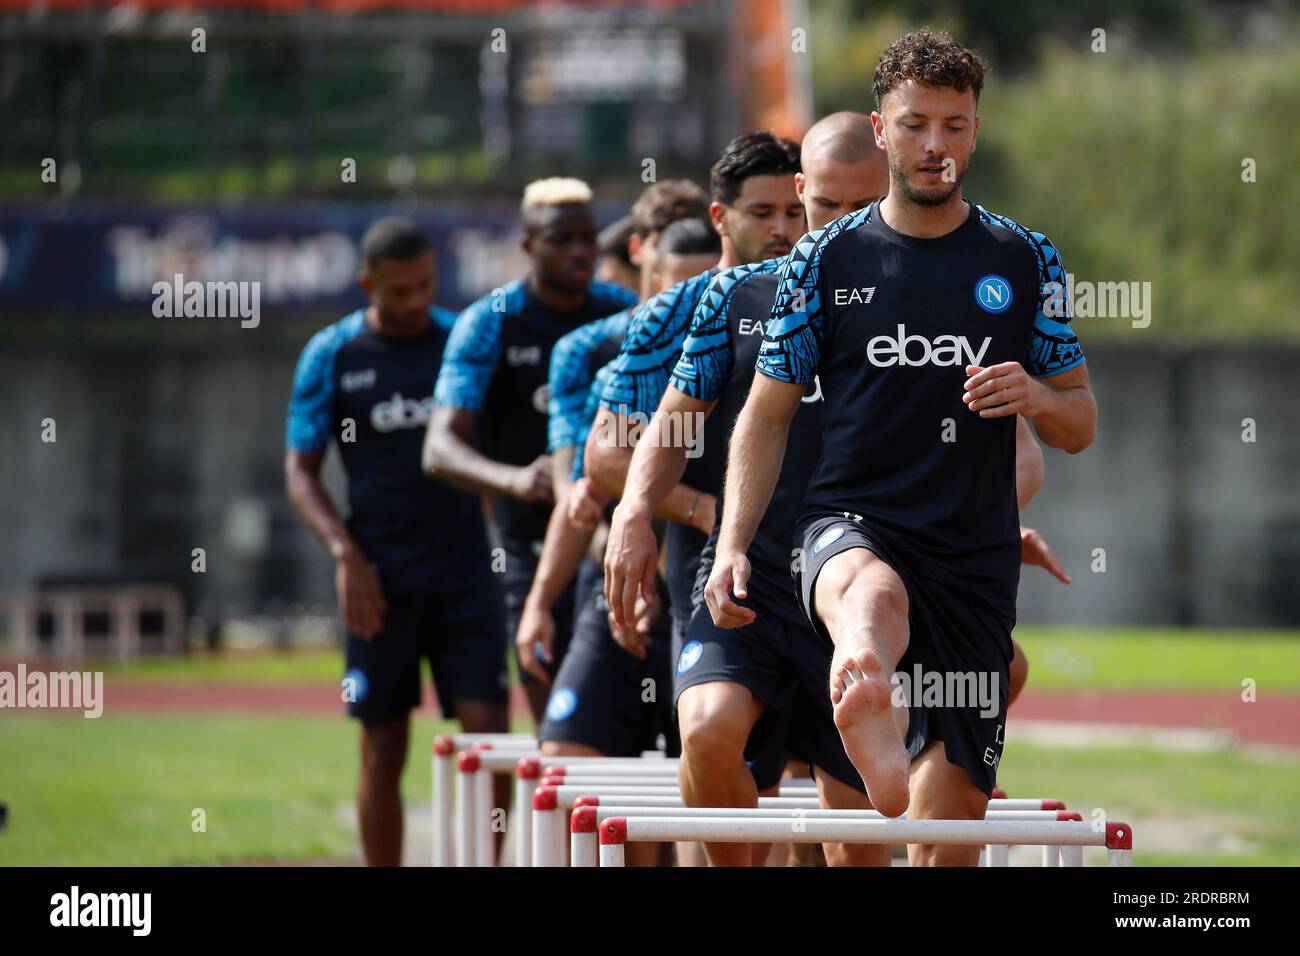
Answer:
[{"left": 710, "top": 31, "right": 1096, "bottom": 865}]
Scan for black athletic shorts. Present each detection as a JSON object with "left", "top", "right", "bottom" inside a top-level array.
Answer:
[
  {"left": 501, "top": 538, "right": 600, "bottom": 685},
  {"left": 344, "top": 574, "right": 508, "bottom": 724},
  {"left": 793, "top": 512, "right": 1012, "bottom": 797},
  {"left": 673, "top": 597, "right": 862, "bottom": 794},
  {"left": 538, "top": 585, "right": 674, "bottom": 757}
]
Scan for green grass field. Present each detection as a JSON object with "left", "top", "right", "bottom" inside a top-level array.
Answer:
[
  {"left": 1, "top": 627, "right": 1297, "bottom": 866},
  {"left": 57, "top": 625, "right": 1300, "bottom": 693},
  {"left": 2, "top": 711, "right": 1295, "bottom": 866}
]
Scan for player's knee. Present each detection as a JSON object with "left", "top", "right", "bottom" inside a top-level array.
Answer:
[
  {"left": 913, "top": 843, "right": 980, "bottom": 867},
  {"left": 455, "top": 701, "right": 508, "bottom": 734},
  {"left": 679, "top": 699, "right": 749, "bottom": 768},
  {"left": 362, "top": 724, "right": 408, "bottom": 777},
  {"left": 823, "top": 841, "right": 890, "bottom": 868},
  {"left": 846, "top": 571, "right": 907, "bottom": 622}
]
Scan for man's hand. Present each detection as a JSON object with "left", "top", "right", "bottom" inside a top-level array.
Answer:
[
  {"left": 515, "top": 601, "right": 556, "bottom": 683},
  {"left": 608, "top": 588, "right": 659, "bottom": 660},
  {"left": 1021, "top": 526, "right": 1071, "bottom": 584},
  {"left": 703, "top": 551, "right": 757, "bottom": 629},
  {"left": 509, "top": 455, "right": 555, "bottom": 503},
  {"left": 604, "top": 501, "right": 659, "bottom": 630},
  {"left": 335, "top": 550, "right": 386, "bottom": 639},
  {"left": 963, "top": 363, "right": 1052, "bottom": 420},
  {"left": 567, "top": 476, "right": 610, "bottom": 531}
]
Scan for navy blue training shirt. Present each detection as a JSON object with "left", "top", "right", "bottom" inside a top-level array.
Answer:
[
  {"left": 434, "top": 278, "right": 638, "bottom": 545},
  {"left": 286, "top": 307, "right": 493, "bottom": 595},
  {"left": 670, "top": 257, "right": 824, "bottom": 624},
  {"left": 757, "top": 201, "right": 1085, "bottom": 616}
]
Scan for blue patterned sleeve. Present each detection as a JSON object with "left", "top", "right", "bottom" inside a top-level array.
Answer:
[
  {"left": 756, "top": 231, "right": 830, "bottom": 385},
  {"left": 669, "top": 270, "right": 738, "bottom": 402},
  {"left": 548, "top": 310, "right": 628, "bottom": 452},
  {"left": 433, "top": 296, "right": 506, "bottom": 412},
  {"left": 1024, "top": 231, "right": 1086, "bottom": 378},
  {"left": 572, "top": 362, "right": 615, "bottom": 481},
  {"left": 285, "top": 313, "right": 363, "bottom": 452},
  {"left": 599, "top": 282, "right": 694, "bottom": 417}
]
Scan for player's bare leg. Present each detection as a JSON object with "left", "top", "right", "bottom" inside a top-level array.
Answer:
[
  {"left": 678, "top": 680, "right": 774, "bottom": 865},
  {"left": 813, "top": 765, "right": 891, "bottom": 866},
  {"left": 1009, "top": 639, "right": 1029, "bottom": 706},
  {"left": 906, "top": 740, "right": 989, "bottom": 866},
  {"left": 357, "top": 713, "right": 409, "bottom": 866},
  {"left": 813, "top": 548, "right": 911, "bottom": 818},
  {"left": 521, "top": 682, "right": 551, "bottom": 729},
  {"left": 455, "top": 698, "right": 513, "bottom": 861}
]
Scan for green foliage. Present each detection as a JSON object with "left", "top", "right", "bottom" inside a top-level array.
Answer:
[{"left": 809, "top": 7, "right": 1300, "bottom": 340}]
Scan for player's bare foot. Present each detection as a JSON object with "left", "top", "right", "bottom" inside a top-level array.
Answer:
[{"left": 831, "top": 648, "right": 910, "bottom": 817}]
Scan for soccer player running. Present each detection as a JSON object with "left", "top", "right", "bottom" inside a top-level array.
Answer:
[
  {"left": 710, "top": 31, "right": 1096, "bottom": 866},
  {"left": 423, "top": 179, "right": 638, "bottom": 724},
  {"left": 285, "top": 219, "right": 510, "bottom": 866}
]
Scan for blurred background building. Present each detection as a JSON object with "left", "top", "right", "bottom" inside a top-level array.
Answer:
[{"left": 1, "top": 0, "right": 1298, "bottom": 649}]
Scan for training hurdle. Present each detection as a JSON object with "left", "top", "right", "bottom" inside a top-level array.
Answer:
[
  {"left": 573, "top": 813, "right": 1133, "bottom": 867},
  {"left": 432, "top": 734, "right": 1074, "bottom": 868},
  {"left": 563, "top": 806, "right": 1086, "bottom": 868},
  {"left": 433, "top": 737, "right": 678, "bottom": 866},
  {"left": 530, "top": 785, "right": 1071, "bottom": 867}
]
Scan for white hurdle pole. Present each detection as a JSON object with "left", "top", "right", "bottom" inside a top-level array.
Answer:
[
  {"left": 599, "top": 817, "right": 627, "bottom": 867},
  {"left": 454, "top": 733, "right": 537, "bottom": 750},
  {"left": 476, "top": 754, "right": 494, "bottom": 867},
  {"left": 596, "top": 816, "right": 1134, "bottom": 866},
  {"left": 588, "top": 806, "right": 1070, "bottom": 822},
  {"left": 432, "top": 737, "right": 456, "bottom": 866},
  {"left": 455, "top": 750, "right": 479, "bottom": 868},
  {"left": 573, "top": 805, "right": 1072, "bottom": 869},
  {"left": 532, "top": 786, "right": 564, "bottom": 867},
  {"left": 544, "top": 762, "right": 680, "bottom": 776},
  {"left": 550, "top": 787, "right": 1062, "bottom": 813},
  {"left": 515, "top": 758, "right": 540, "bottom": 868},
  {"left": 540, "top": 774, "right": 818, "bottom": 791},
  {"left": 571, "top": 806, "right": 599, "bottom": 867}
]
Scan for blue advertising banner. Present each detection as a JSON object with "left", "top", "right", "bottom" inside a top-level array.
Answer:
[{"left": 0, "top": 200, "right": 627, "bottom": 318}]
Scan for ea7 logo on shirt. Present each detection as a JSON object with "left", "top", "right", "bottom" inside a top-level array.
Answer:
[
  {"left": 834, "top": 287, "right": 876, "bottom": 306},
  {"left": 371, "top": 392, "right": 434, "bottom": 432},
  {"left": 737, "top": 318, "right": 771, "bottom": 336},
  {"left": 340, "top": 368, "right": 377, "bottom": 392},
  {"left": 507, "top": 345, "right": 543, "bottom": 366},
  {"left": 866, "top": 325, "right": 991, "bottom": 368}
]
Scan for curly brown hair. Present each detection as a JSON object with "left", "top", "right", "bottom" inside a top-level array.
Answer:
[{"left": 873, "top": 29, "right": 987, "bottom": 109}]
